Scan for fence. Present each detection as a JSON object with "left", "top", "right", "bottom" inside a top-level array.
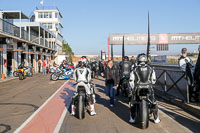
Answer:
[
  {"left": 153, "top": 65, "right": 190, "bottom": 103},
  {"left": 0, "top": 18, "right": 54, "bottom": 50}
]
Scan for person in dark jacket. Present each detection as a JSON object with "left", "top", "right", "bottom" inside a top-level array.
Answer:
[
  {"left": 116, "top": 56, "right": 132, "bottom": 96},
  {"left": 38, "top": 59, "right": 41, "bottom": 73},
  {"left": 102, "top": 60, "right": 119, "bottom": 107},
  {"left": 193, "top": 45, "right": 200, "bottom": 101}
]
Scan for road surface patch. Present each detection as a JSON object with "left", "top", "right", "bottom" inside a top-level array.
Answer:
[{"left": 14, "top": 80, "right": 75, "bottom": 133}]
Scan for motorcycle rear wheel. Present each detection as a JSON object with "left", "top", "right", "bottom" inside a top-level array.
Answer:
[
  {"left": 139, "top": 99, "right": 149, "bottom": 129},
  {"left": 19, "top": 73, "right": 23, "bottom": 80},
  {"left": 76, "top": 95, "right": 85, "bottom": 119}
]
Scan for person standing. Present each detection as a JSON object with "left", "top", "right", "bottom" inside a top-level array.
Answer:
[
  {"left": 102, "top": 60, "right": 119, "bottom": 107},
  {"left": 178, "top": 48, "right": 196, "bottom": 102},
  {"left": 38, "top": 59, "right": 41, "bottom": 73},
  {"left": 42, "top": 60, "right": 46, "bottom": 75},
  {"left": 116, "top": 56, "right": 132, "bottom": 96}
]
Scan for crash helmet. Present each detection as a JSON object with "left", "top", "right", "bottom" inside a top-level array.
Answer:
[
  {"left": 78, "top": 57, "right": 87, "bottom": 67},
  {"left": 137, "top": 53, "right": 147, "bottom": 64},
  {"left": 123, "top": 56, "right": 129, "bottom": 61}
]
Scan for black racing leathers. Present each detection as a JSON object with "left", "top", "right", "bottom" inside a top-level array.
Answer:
[{"left": 129, "top": 64, "right": 159, "bottom": 120}]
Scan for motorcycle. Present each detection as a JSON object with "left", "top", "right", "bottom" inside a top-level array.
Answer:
[
  {"left": 91, "top": 68, "right": 98, "bottom": 79},
  {"left": 130, "top": 83, "right": 152, "bottom": 129},
  {"left": 121, "top": 76, "right": 130, "bottom": 97},
  {"left": 50, "top": 67, "right": 73, "bottom": 81},
  {"left": 24, "top": 66, "right": 33, "bottom": 77},
  {"left": 17, "top": 67, "right": 26, "bottom": 80},
  {"left": 74, "top": 82, "right": 91, "bottom": 119}
]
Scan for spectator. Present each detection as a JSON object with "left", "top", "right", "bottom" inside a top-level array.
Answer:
[
  {"left": 38, "top": 59, "right": 41, "bottom": 73},
  {"left": 130, "top": 56, "right": 136, "bottom": 66},
  {"left": 178, "top": 48, "right": 196, "bottom": 102},
  {"left": 99, "top": 59, "right": 104, "bottom": 75},
  {"left": 194, "top": 45, "right": 200, "bottom": 101},
  {"left": 102, "top": 60, "right": 119, "bottom": 107},
  {"left": 42, "top": 60, "right": 47, "bottom": 75}
]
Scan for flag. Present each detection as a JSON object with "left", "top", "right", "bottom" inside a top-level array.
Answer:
[
  {"left": 40, "top": 0, "right": 44, "bottom": 5},
  {"left": 147, "top": 12, "right": 151, "bottom": 64}
]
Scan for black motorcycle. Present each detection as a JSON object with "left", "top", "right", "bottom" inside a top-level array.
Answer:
[
  {"left": 130, "top": 83, "right": 152, "bottom": 129},
  {"left": 74, "top": 82, "right": 90, "bottom": 119},
  {"left": 121, "top": 76, "right": 130, "bottom": 97}
]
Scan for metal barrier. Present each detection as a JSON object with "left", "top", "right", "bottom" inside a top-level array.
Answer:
[
  {"left": 0, "top": 18, "right": 54, "bottom": 50},
  {"left": 154, "top": 66, "right": 190, "bottom": 103}
]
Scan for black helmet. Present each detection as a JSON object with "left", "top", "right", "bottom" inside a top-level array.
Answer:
[
  {"left": 123, "top": 56, "right": 129, "bottom": 61},
  {"left": 137, "top": 53, "right": 147, "bottom": 64}
]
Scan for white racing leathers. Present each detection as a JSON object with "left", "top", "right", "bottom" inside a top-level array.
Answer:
[
  {"left": 178, "top": 56, "right": 194, "bottom": 86},
  {"left": 71, "top": 66, "right": 96, "bottom": 115},
  {"left": 129, "top": 64, "right": 160, "bottom": 123}
]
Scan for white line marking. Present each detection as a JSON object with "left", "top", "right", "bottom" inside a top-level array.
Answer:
[
  {"left": 14, "top": 80, "right": 69, "bottom": 133},
  {"left": 54, "top": 99, "right": 72, "bottom": 133}
]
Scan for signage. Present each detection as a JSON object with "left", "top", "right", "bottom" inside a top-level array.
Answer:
[{"left": 109, "top": 33, "right": 200, "bottom": 45}]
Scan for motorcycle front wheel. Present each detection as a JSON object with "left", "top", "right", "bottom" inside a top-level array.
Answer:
[
  {"left": 51, "top": 73, "right": 58, "bottom": 81},
  {"left": 13, "top": 71, "right": 19, "bottom": 77}
]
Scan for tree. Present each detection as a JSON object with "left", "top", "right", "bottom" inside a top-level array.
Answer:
[{"left": 62, "top": 41, "right": 74, "bottom": 63}]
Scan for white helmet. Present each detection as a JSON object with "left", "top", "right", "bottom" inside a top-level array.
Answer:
[{"left": 78, "top": 57, "right": 87, "bottom": 67}]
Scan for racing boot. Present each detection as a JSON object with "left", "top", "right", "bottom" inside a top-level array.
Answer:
[
  {"left": 154, "top": 116, "right": 161, "bottom": 124},
  {"left": 71, "top": 104, "right": 76, "bottom": 116},
  {"left": 92, "top": 94, "right": 96, "bottom": 103},
  {"left": 90, "top": 104, "right": 96, "bottom": 116},
  {"left": 129, "top": 113, "right": 135, "bottom": 124}
]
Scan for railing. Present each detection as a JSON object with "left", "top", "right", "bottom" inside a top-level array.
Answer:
[
  {"left": 0, "top": 18, "right": 55, "bottom": 51},
  {"left": 153, "top": 65, "right": 190, "bottom": 103},
  {"left": 30, "top": 33, "right": 39, "bottom": 44},
  {"left": 40, "top": 38, "right": 44, "bottom": 46},
  {"left": 0, "top": 18, "right": 20, "bottom": 38}
]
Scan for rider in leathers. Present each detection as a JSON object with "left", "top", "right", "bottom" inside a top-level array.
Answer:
[
  {"left": 178, "top": 48, "right": 196, "bottom": 102},
  {"left": 116, "top": 56, "right": 132, "bottom": 96},
  {"left": 71, "top": 58, "right": 96, "bottom": 116},
  {"left": 129, "top": 53, "right": 160, "bottom": 124}
]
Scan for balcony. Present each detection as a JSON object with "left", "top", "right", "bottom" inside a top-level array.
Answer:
[{"left": 0, "top": 18, "right": 56, "bottom": 51}]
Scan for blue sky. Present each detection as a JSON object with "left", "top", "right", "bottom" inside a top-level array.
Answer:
[{"left": 1, "top": 0, "right": 200, "bottom": 55}]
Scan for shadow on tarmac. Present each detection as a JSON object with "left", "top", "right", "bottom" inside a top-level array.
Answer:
[
  {"left": 95, "top": 83, "right": 147, "bottom": 129},
  {"left": 60, "top": 87, "right": 75, "bottom": 114},
  {"left": 158, "top": 102, "right": 200, "bottom": 133},
  {"left": 0, "top": 124, "right": 11, "bottom": 133}
]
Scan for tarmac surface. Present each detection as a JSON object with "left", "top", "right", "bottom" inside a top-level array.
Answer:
[
  {"left": 0, "top": 75, "right": 199, "bottom": 133},
  {"left": 0, "top": 73, "right": 66, "bottom": 133},
  {"left": 60, "top": 78, "right": 200, "bottom": 133}
]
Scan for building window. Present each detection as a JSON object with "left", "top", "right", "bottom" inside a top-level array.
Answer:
[
  {"left": 48, "top": 23, "right": 52, "bottom": 29},
  {"left": 38, "top": 12, "right": 43, "bottom": 18},
  {"left": 49, "top": 12, "right": 52, "bottom": 18},
  {"left": 55, "top": 12, "right": 58, "bottom": 18},
  {"left": 44, "top": 12, "right": 48, "bottom": 18}
]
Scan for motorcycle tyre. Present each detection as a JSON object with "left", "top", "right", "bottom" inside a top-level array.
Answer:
[
  {"left": 139, "top": 99, "right": 149, "bottom": 129},
  {"left": 51, "top": 73, "right": 58, "bottom": 81},
  {"left": 76, "top": 95, "right": 85, "bottom": 119},
  {"left": 19, "top": 73, "right": 23, "bottom": 80},
  {"left": 13, "top": 71, "right": 19, "bottom": 77}
]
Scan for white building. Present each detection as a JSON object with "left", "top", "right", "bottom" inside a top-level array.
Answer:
[{"left": 32, "top": 7, "right": 64, "bottom": 55}]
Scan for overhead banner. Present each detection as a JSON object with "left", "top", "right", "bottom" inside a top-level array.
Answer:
[{"left": 109, "top": 33, "right": 200, "bottom": 45}]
